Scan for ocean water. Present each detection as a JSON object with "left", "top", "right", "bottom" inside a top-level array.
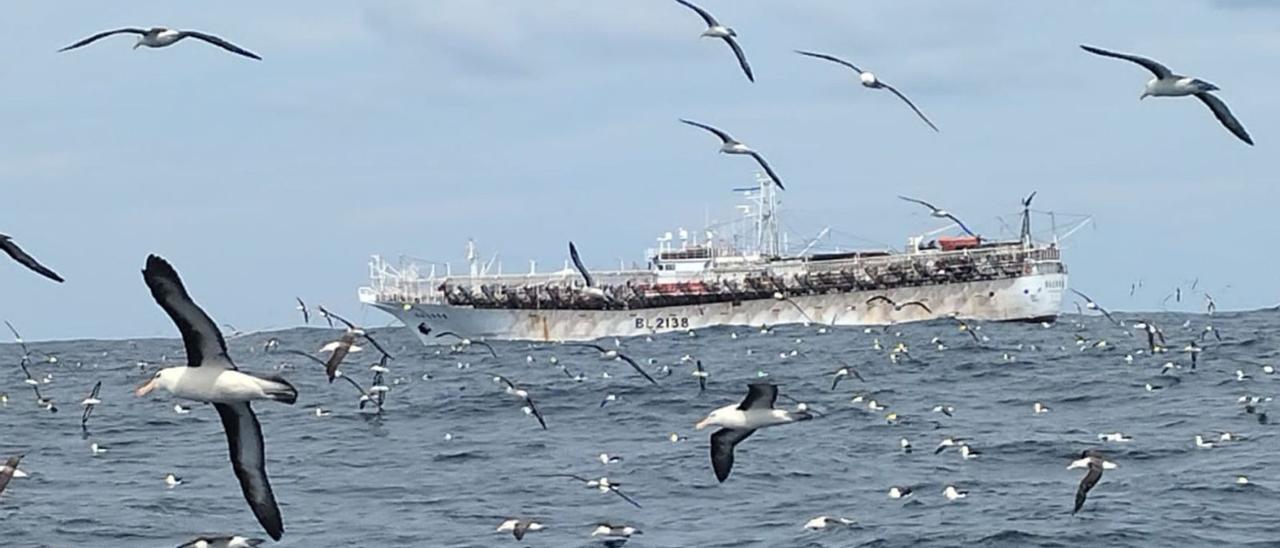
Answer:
[{"left": 2, "top": 311, "right": 1279, "bottom": 547}]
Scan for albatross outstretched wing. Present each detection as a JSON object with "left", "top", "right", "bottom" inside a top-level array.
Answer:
[
  {"left": 178, "top": 31, "right": 262, "bottom": 60},
  {"left": 0, "top": 235, "right": 64, "bottom": 283},
  {"left": 723, "top": 36, "right": 754, "bottom": 82},
  {"left": 711, "top": 427, "right": 755, "bottom": 482},
  {"left": 569, "top": 242, "right": 595, "bottom": 288},
  {"left": 214, "top": 402, "right": 284, "bottom": 541},
  {"left": 1195, "top": 92, "right": 1253, "bottom": 146},
  {"left": 738, "top": 383, "right": 778, "bottom": 410},
  {"left": 142, "top": 255, "right": 231, "bottom": 369},
  {"left": 57, "top": 28, "right": 148, "bottom": 52},
  {"left": 1079, "top": 45, "right": 1173, "bottom": 79},
  {"left": 882, "top": 83, "right": 940, "bottom": 132}
]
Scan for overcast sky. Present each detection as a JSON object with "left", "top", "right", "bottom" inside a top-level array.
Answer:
[{"left": 2, "top": 1, "right": 1276, "bottom": 340}]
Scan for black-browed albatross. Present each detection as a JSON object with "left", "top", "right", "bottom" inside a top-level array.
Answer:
[
  {"left": 0, "top": 234, "right": 64, "bottom": 283},
  {"left": 681, "top": 119, "right": 786, "bottom": 190},
  {"left": 674, "top": 0, "right": 754, "bottom": 82},
  {"left": 566, "top": 343, "right": 658, "bottom": 385},
  {"left": 0, "top": 454, "right": 24, "bottom": 497},
  {"left": 133, "top": 255, "right": 295, "bottom": 541},
  {"left": 795, "top": 50, "right": 939, "bottom": 132},
  {"left": 696, "top": 383, "right": 812, "bottom": 482},
  {"left": 1069, "top": 449, "right": 1116, "bottom": 514},
  {"left": 897, "top": 196, "right": 976, "bottom": 237},
  {"left": 1080, "top": 44, "right": 1252, "bottom": 145},
  {"left": 59, "top": 27, "right": 261, "bottom": 60},
  {"left": 569, "top": 242, "right": 609, "bottom": 301}
]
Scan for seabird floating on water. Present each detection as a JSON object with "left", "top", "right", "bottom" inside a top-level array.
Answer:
[
  {"left": 1080, "top": 44, "right": 1252, "bottom": 145},
  {"left": 0, "top": 234, "right": 63, "bottom": 283},
  {"left": 1069, "top": 450, "right": 1117, "bottom": 514},
  {"left": 134, "top": 255, "right": 294, "bottom": 541},
  {"left": 803, "top": 515, "right": 855, "bottom": 529},
  {"left": 60, "top": 27, "right": 262, "bottom": 60},
  {"left": 897, "top": 196, "right": 976, "bottom": 237},
  {"left": 591, "top": 522, "right": 643, "bottom": 538},
  {"left": 696, "top": 383, "right": 813, "bottom": 482},
  {"left": 176, "top": 536, "right": 264, "bottom": 548},
  {"left": 795, "top": 50, "right": 938, "bottom": 132},
  {"left": 943, "top": 485, "right": 968, "bottom": 501},
  {"left": 674, "top": 0, "right": 753, "bottom": 82},
  {"left": 680, "top": 119, "right": 786, "bottom": 190}
]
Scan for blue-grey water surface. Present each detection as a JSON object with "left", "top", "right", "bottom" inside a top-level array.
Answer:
[{"left": 2, "top": 311, "right": 1279, "bottom": 547}]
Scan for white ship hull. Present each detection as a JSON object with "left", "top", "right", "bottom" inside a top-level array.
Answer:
[{"left": 365, "top": 272, "right": 1066, "bottom": 344}]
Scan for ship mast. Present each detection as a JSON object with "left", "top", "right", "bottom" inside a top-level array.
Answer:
[{"left": 754, "top": 172, "right": 781, "bottom": 257}]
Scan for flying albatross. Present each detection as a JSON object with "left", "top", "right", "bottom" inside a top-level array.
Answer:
[
  {"left": 569, "top": 242, "right": 609, "bottom": 301},
  {"left": 1080, "top": 44, "right": 1252, "bottom": 145},
  {"left": 1069, "top": 289, "right": 1120, "bottom": 326},
  {"left": 59, "top": 27, "right": 261, "bottom": 60},
  {"left": 681, "top": 119, "right": 786, "bottom": 189},
  {"left": 795, "top": 50, "right": 938, "bottom": 132},
  {"left": 1, "top": 234, "right": 63, "bottom": 283},
  {"left": 0, "top": 454, "right": 23, "bottom": 497},
  {"left": 696, "top": 383, "right": 812, "bottom": 482},
  {"left": 897, "top": 196, "right": 976, "bottom": 237},
  {"left": 566, "top": 343, "right": 658, "bottom": 385},
  {"left": 674, "top": 0, "right": 754, "bottom": 82},
  {"left": 134, "top": 255, "right": 295, "bottom": 541},
  {"left": 1069, "top": 449, "right": 1117, "bottom": 514}
]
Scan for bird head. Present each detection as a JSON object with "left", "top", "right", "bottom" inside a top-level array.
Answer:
[
  {"left": 132, "top": 37, "right": 145, "bottom": 50},
  {"left": 135, "top": 369, "right": 175, "bottom": 397},
  {"left": 1139, "top": 90, "right": 1150, "bottom": 101},
  {"left": 695, "top": 407, "right": 726, "bottom": 430}
]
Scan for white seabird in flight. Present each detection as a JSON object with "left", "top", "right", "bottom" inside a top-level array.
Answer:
[
  {"left": 496, "top": 518, "right": 545, "bottom": 541},
  {"left": 696, "top": 383, "right": 813, "bottom": 482},
  {"left": 569, "top": 242, "right": 609, "bottom": 301},
  {"left": 1069, "top": 450, "right": 1116, "bottom": 514},
  {"left": 134, "top": 255, "right": 295, "bottom": 541},
  {"left": 796, "top": 50, "right": 939, "bottom": 132},
  {"left": 0, "top": 454, "right": 24, "bottom": 497},
  {"left": 674, "top": 0, "right": 753, "bottom": 82},
  {"left": 681, "top": 119, "right": 787, "bottom": 190},
  {"left": 1080, "top": 44, "right": 1252, "bottom": 145},
  {"left": 59, "top": 27, "right": 262, "bottom": 60},
  {"left": 897, "top": 196, "right": 976, "bottom": 237}
]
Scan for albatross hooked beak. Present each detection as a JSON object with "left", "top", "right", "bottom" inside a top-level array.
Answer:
[
  {"left": 135, "top": 377, "right": 159, "bottom": 397},
  {"left": 695, "top": 416, "right": 713, "bottom": 430}
]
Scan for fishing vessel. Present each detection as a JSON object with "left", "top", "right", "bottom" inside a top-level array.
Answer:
[{"left": 359, "top": 175, "right": 1073, "bottom": 343}]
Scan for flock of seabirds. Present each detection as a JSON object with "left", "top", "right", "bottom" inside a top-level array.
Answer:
[{"left": 0, "top": 3, "right": 1265, "bottom": 546}]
